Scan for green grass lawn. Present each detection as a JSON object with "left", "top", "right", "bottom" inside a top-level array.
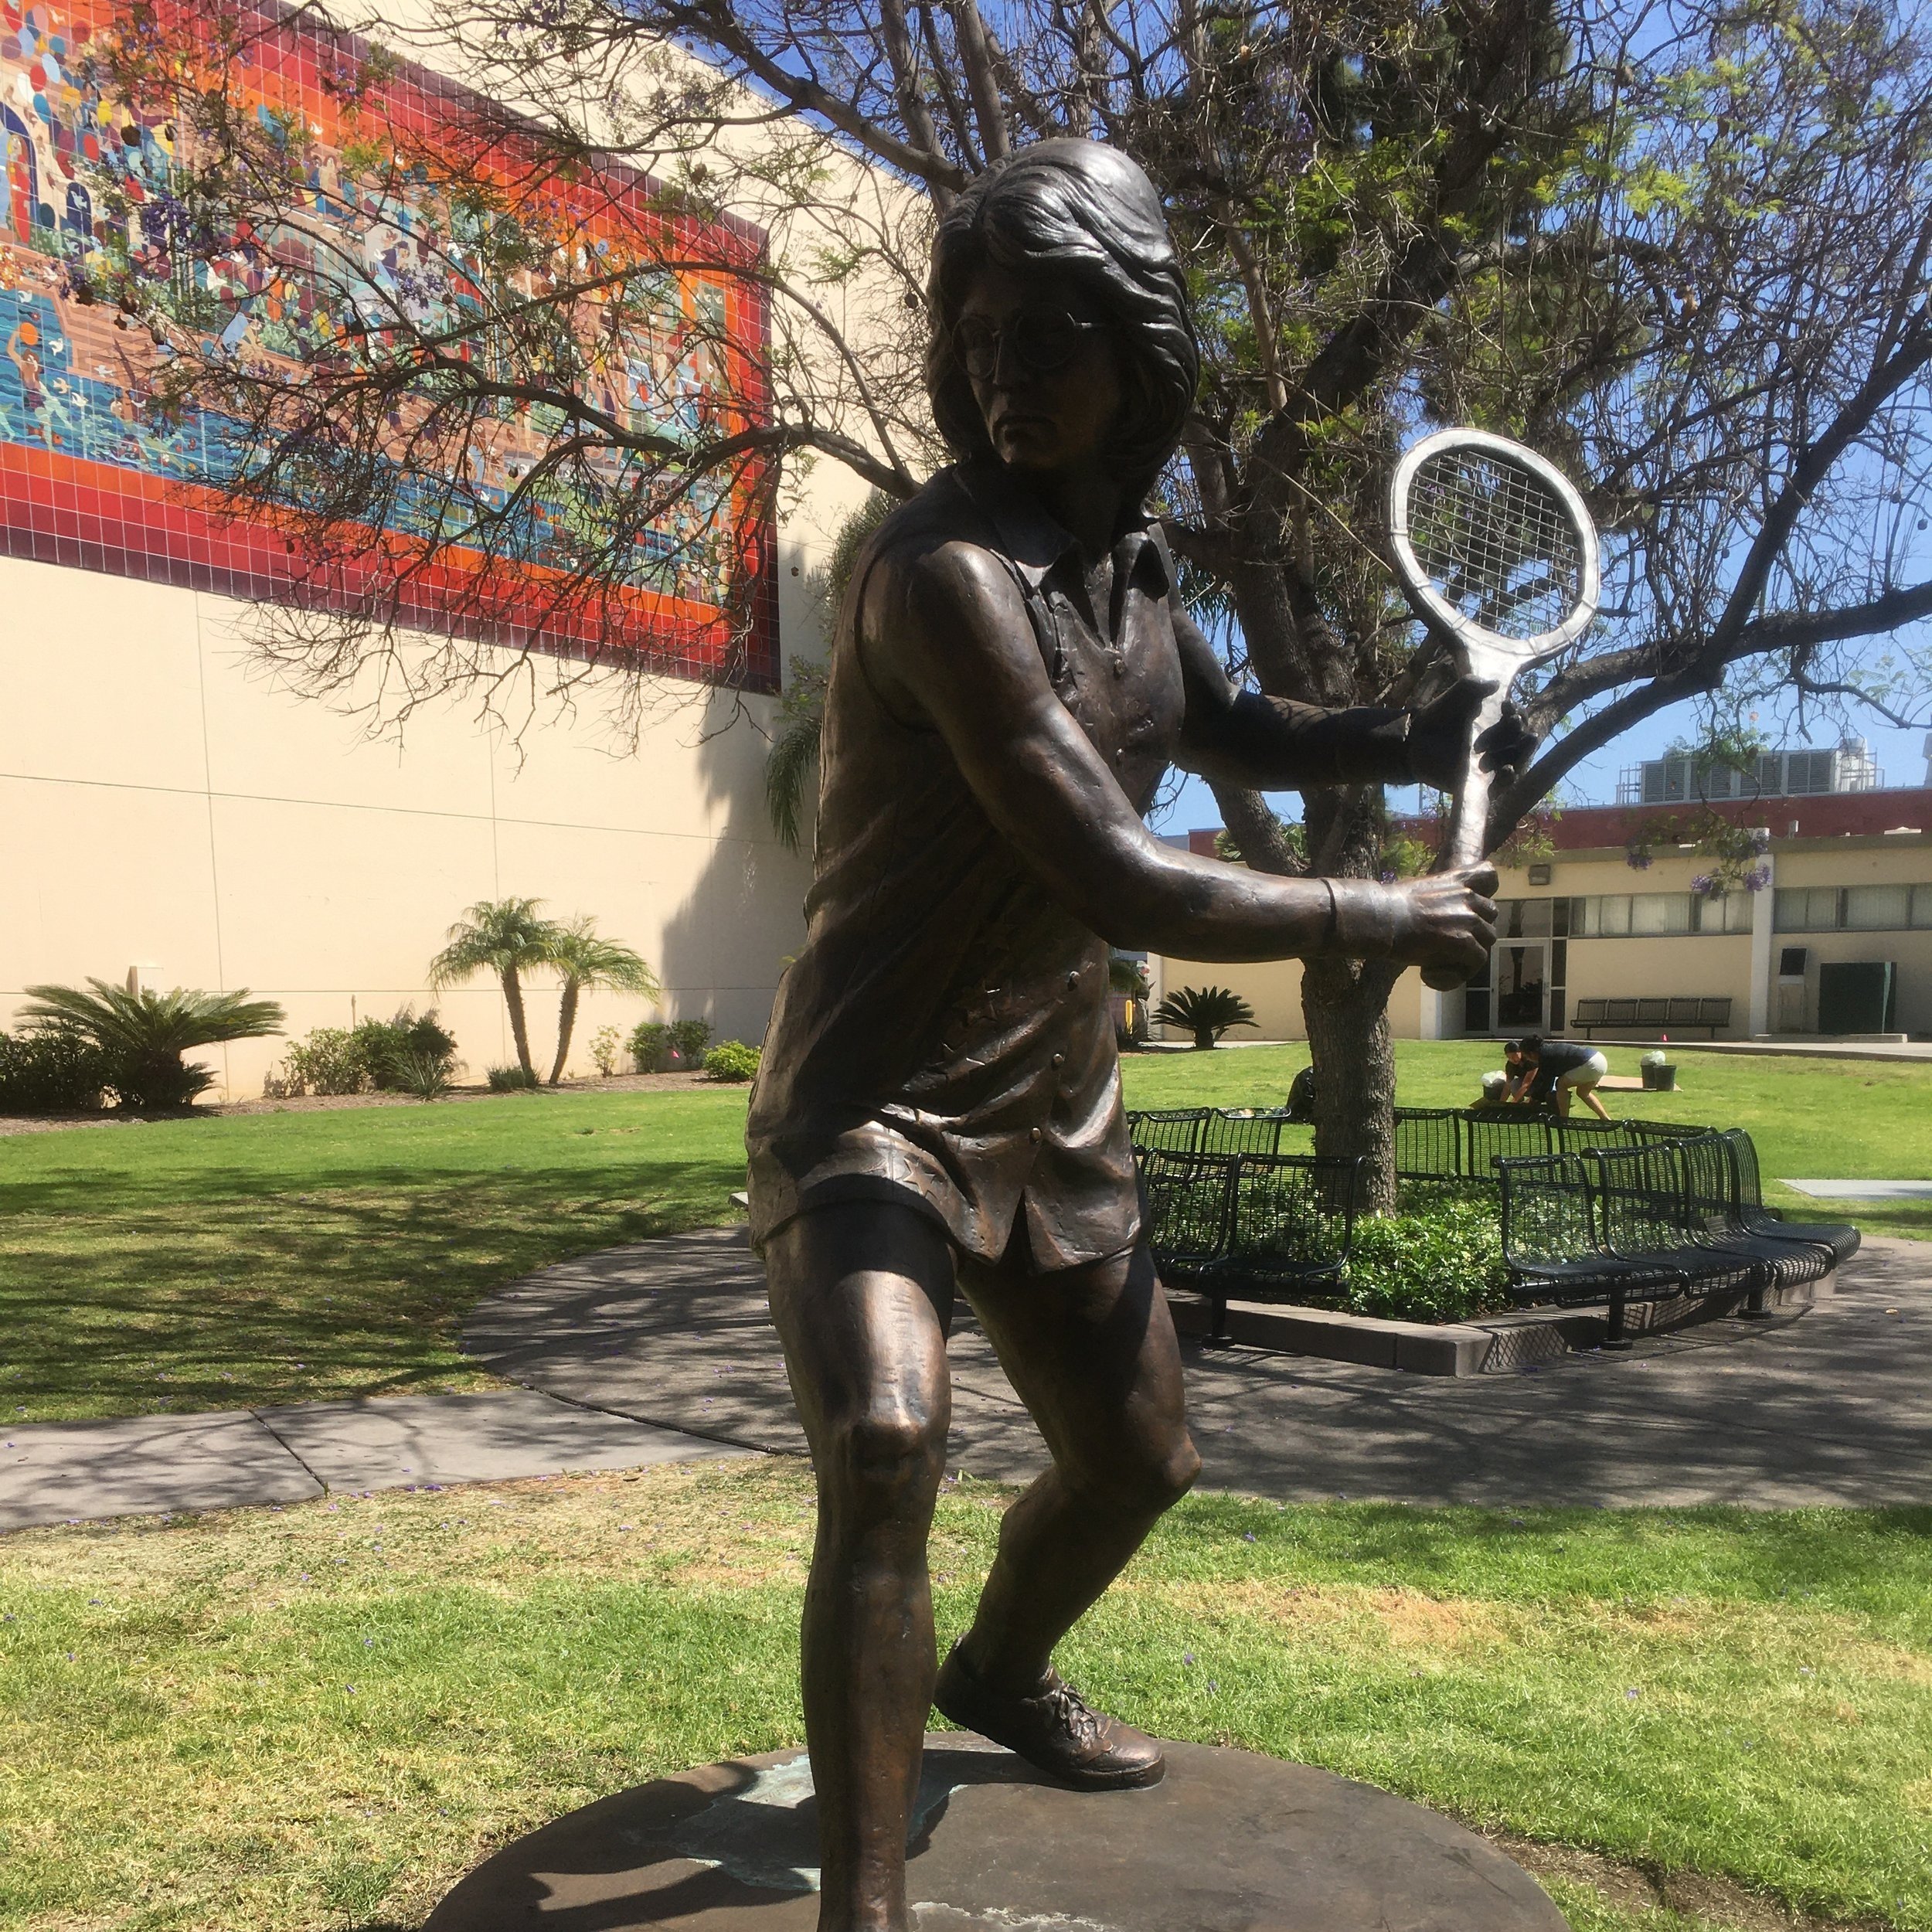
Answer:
[
  {"left": 0, "top": 1092, "right": 750, "bottom": 1423},
  {"left": 3, "top": 1462, "right": 1929, "bottom": 1932},
  {"left": 2, "top": 1042, "right": 1925, "bottom": 1424}
]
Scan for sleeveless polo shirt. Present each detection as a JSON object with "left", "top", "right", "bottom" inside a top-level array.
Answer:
[{"left": 744, "top": 461, "right": 1185, "bottom": 1269}]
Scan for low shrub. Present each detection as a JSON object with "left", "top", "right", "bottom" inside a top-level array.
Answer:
[
  {"left": 628, "top": 1019, "right": 670, "bottom": 1072},
  {"left": 277, "top": 1027, "right": 366, "bottom": 1097},
  {"left": 355, "top": 1007, "right": 459, "bottom": 1090},
  {"left": 670, "top": 1019, "right": 715, "bottom": 1061},
  {"left": 0, "top": 1026, "right": 111, "bottom": 1112},
  {"left": 487, "top": 1064, "right": 541, "bottom": 1092},
  {"left": 589, "top": 1026, "right": 624, "bottom": 1078},
  {"left": 629, "top": 1018, "right": 716, "bottom": 1071},
  {"left": 392, "top": 1049, "right": 455, "bottom": 1100},
  {"left": 1343, "top": 1190, "right": 1512, "bottom": 1323},
  {"left": 703, "top": 1039, "right": 761, "bottom": 1083},
  {"left": 270, "top": 1008, "right": 460, "bottom": 1097}
]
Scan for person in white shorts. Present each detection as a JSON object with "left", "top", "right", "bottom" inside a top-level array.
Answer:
[{"left": 1506, "top": 1034, "right": 1613, "bottom": 1119}]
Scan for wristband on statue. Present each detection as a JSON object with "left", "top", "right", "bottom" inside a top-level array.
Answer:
[{"left": 1323, "top": 879, "right": 1402, "bottom": 957}]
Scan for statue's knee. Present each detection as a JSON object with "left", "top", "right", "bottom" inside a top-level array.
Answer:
[
  {"left": 1076, "top": 1433, "right": 1199, "bottom": 1519},
  {"left": 825, "top": 1403, "right": 947, "bottom": 1504},
  {"left": 1151, "top": 1437, "right": 1203, "bottom": 1512}
]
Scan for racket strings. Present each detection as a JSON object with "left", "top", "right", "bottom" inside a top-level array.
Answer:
[{"left": 1406, "top": 451, "right": 1583, "bottom": 641}]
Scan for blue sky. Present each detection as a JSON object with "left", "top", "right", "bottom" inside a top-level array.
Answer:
[{"left": 1155, "top": 698, "right": 1932, "bottom": 838}]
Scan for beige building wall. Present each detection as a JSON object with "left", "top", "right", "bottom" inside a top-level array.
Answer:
[
  {"left": 1150, "top": 830, "right": 1932, "bottom": 1043},
  {"left": 0, "top": 512, "right": 855, "bottom": 1096},
  {"left": 1769, "top": 841, "right": 1932, "bottom": 1036},
  {"left": 1146, "top": 952, "right": 1424, "bottom": 1044}
]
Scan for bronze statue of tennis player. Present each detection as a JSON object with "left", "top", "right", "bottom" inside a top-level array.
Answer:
[{"left": 746, "top": 138, "right": 1521, "bottom": 1932}]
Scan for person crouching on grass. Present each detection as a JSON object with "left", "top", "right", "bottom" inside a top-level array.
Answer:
[{"left": 1505, "top": 1033, "right": 1613, "bottom": 1120}]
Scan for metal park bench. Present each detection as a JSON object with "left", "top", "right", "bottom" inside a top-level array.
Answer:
[
  {"left": 1498, "top": 1128, "right": 1838, "bottom": 1345},
  {"left": 1676, "top": 1131, "right": 1834, "bottom": 1308},
  {"left": 1463, "top": 1111, "right": 1558, "bottom": 1180},
  {"left": 1138, "top": 1145, "right": 1362, "bottom": 1341},
  {"left": 1138, "top": 1147, "right": 1239, "bottom": 1290},
  {"left": 1141, "top": 1112, "right": 1849, "bottom": 1355},
  {"left": 1393, "top": 1107, "right": 1462, "bottom": 1182},
  {"left": 1549, "top": 1115, "right": 1628, "bottom": 1158},
  {"left": 1498, "top": 1148, "right": 1715, "bottom": 1346},
  {"left": 1587, "top": 1140, "right": 1766, "bottom": 1321},
  {"left": 1197, "top": 1107, "right": 1296, "bottom": 1158},
  {"left": 1125, "top": 1107, "right": 1211, "bottom": 1155},
  {"left": 1497, "top": 1150, "right": 1650, "bottom": 1334},
  {"left": 1570, "top": 995, "right": 1733, "bottom": 1038},
  {"left": 1719, "top": 1127, "right": 1861, "bottom": 1267}
]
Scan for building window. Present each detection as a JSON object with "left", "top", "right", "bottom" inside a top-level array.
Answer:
[
  {"left": 1774, "top": 886, "right": 1843, "bottom": 932},
  {"left": 1692, "top": 892, "right": 1753, "bottom": 934},
  {"left": 1580, "top": 891, "right": 1746, "bottom": 936},
  {"left": 1845, "top": 883, "right": 1915, "bottom": 930}
]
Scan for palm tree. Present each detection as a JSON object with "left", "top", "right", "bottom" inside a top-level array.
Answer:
[
  {"left": 546, "top": 918, "right": 661, "bottom": 1084},
  {"left": 427, "top": 898, "right": 561, "bottom": 1082},
  {"left": 22, "top": 980, "right": 285, "bottom": 1109}
]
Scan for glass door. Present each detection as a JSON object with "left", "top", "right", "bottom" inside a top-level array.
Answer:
[{"left": 1494, "top": 942, "right": 1549, "bottom": 1030}]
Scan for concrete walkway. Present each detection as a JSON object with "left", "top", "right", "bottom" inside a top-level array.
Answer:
[
  {"left": 6, "top": 1226, "right": 1926, "bottom": 1532},
  {"left": 464, "top": 1226, "right": 1932, "bottom": 1509},
  {"left": 0, "top": 1389, "right": 745, "bottom": 1532}
]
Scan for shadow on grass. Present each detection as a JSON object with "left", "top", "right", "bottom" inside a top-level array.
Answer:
[
  {"left": 0, "top": 1157, "right": 745, "bottom": 1420},
  {"left": 1833, "top": 1199, "right": 1932, "bottom": 1242},
  {"left": 1161, "top": 1493, "right": 1932, "bottom": 1619}
]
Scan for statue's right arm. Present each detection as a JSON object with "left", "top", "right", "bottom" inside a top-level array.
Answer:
[{"left": 856, "top": 539, "right": 1496, "bottom": 976}]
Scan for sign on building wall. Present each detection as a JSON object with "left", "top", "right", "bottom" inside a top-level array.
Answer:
[{"left": 0, "top": 0, "right": 777, "bottom": 685}]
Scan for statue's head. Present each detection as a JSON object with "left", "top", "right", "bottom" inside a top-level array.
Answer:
[{"left": 925, "top": 139, "right": 1199, "bottom": 499}]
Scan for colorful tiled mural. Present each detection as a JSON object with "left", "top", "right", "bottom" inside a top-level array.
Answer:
[{"left": 0, "top": 0, "right": 776, "bottom": 683}]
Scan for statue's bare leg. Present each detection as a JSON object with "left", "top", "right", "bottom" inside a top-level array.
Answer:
[
  {"left": 951, "top": 1232, "right": 1199, "bottom": 1699},
  {"left": 765, "top": 1199, "right": 957, "bottom": 1932}
]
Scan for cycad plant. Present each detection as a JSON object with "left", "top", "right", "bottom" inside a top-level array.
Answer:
[
  {"left": 546, "top": 918, "right": 661, "bottom": 1085},
  {"left": 20, "top": 980, "right": 285, "bottom": 1109},
  {"left": 427, "top": 897, "right": 561, "bottom": 1083},
  {"left": 1151, "top": 985, "right": 1258, "bottom": 1052}
]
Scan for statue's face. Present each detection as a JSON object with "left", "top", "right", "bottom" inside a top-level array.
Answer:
[{"left": 956, "top": 261, "right": 1124, "bottom": 478}]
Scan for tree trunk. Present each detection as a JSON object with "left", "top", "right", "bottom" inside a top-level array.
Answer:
[
  {"left": 1298, "top": 784, "right": 1402, "bottom": 1210},
  {"left": 1301, "top": 954, "right": 1403, "bottom": 1214},
  {"left": 549, "top": 979, "right": 580, "bottom": 1085},
  {"left": 502, "top": 967, "right": 536, "bottom": 1080}
]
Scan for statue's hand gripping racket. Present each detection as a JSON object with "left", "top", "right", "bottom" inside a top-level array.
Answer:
[{"left": 1388, "top": 428, "right": 1600, "bottom": 990}]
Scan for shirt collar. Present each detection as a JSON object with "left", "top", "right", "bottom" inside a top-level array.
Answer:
[{"left": 957, "top": 461, "right": 1170, "bottom": 597}]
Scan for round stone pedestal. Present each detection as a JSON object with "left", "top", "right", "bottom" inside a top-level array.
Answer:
[{"left": 427, "top": 1733, "right": 1569, "bottom": 1930}]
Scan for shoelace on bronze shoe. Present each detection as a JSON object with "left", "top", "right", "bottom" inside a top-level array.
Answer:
[{"left": 1035, "top": 1678, "right": 1107, "bottom": 1751}]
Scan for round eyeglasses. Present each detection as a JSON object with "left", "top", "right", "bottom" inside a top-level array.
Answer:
[{"left": 952, "top": 309, "right": 1106, "bottom": 381}]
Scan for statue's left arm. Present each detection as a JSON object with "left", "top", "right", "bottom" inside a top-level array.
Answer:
[{"left": 1168, "top": 598, "right": 1534, "bottom": 794}]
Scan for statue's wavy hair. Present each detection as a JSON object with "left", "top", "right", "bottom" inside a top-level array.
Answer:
[{"left": 925, "top": 140, "right": 1199, "bottom": 501}]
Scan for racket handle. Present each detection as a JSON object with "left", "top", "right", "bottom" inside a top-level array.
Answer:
[{"left": 1421, "top": 688, "right": 1506, "bottom": 992}]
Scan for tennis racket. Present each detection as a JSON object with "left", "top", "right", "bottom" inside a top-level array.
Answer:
[{"left": 1387, "top": 427, "right": 1600, "bottom": 989}]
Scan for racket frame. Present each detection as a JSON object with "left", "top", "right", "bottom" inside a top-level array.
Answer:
[
  {"left": 1384, "top": 427, "right": 1601, "bottom": 988},
  {"left": 1389, "top": 426, "right": 1600, "bottom": 657}
]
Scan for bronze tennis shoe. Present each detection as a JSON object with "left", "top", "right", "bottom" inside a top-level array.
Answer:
[{"left": 933, "top": 1640, "right": 1165, "bottom": 1790}]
